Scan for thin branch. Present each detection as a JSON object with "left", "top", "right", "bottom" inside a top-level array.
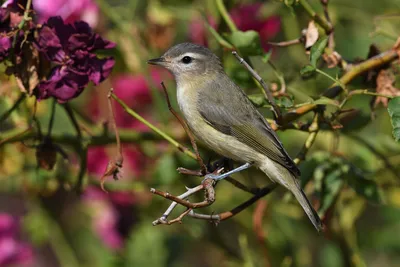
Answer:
[
  {"left": 253, "top": 200, "right": 271, "bottom": 267},
  {"left": 323, "top": 49, "right": 399, "bottom": 98},
  {"left": 46, "top": 99, "right": 57, "bottom": 139},
  {"left": 268, "top": 38, "right": 302, "bottom": 47},
  {"left": 161, "top": 82, "right": 207, "bottom": 174},
  {"left": 216, "top": 0, "right": 238, "bottom": 32},
  {"left": 110, "top": 92, "right": 198, "bottom": 160},
  {"left": 298, "top": 0, "right": 333, "bottom": 34},
  {"left": 232, "top": 51, "right": 282, "bottom": 121},
  {"left": 294, "top": 113, "right": 320, "bottom": 165},
  {"left": 320, "top": 0, "right": 335, "bottom": 49},
  {"left": 0, "top": 94, "right": 26, "bottom": 125},
  {"left": 62, "top": 103, "right": 82, "bottom": 139},
  {"left": 188, "top": 184, "right": 278, "bottom": 222}
]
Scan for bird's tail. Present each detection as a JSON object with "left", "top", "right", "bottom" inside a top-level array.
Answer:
[
  {"left": 260, "top": 160, "right": 323, "bottom": 232},
  {"left": 291, "top": 180, "right": 323, "bottom": 232}
]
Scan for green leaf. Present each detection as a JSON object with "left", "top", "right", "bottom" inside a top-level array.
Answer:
[
  {"left": 300, "top": 64, "right": 316, "bottom": 77},
  {"left": 388, "top": 97, "right": 400, "bottom": 141},
  {"left": 310, "top": 36, "right": 329, "bottom": 67},
  {"left": 275, "top": 96, "right": 294, "bottom": 108},
  {"left": 248, "top": 94, "right": 266, "bottom": 107},
  {"left": 228, "top": 30, "right": 263, "bottom": 56}
]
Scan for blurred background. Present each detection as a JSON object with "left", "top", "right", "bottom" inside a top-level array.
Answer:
[{"left": 1, "top": 0, "right": 400, "bottom": 266}]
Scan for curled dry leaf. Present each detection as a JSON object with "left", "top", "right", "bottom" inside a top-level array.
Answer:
[
  {"left": 100, "top": 158, "right": 123, "bottom": 193},
  {"left": 374, "top": 69, "right": 400, "bottom": 108},
  {"left": 304, "top": 21, "right": 319, "bottom": 50},
  {"left": 322, "top": 51, "right": 342, "bottom": 68}
]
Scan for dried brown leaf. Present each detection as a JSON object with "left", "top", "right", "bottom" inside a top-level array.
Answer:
[
  {"left": 374, "top": 69, "right": 400, "bottom": 108},
  {"left": 305, "top": 21, "right": 319, "bottom": 50},
  {"left": 322, "top": 51, "right": 342, "bottom": 68}
]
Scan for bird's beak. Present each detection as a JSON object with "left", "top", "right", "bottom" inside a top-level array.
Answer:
[{"left": 147, "top": 57, "right": 168, "bottom": 66}]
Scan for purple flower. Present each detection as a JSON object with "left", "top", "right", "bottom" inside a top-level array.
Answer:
[
  {"left": 0, "top": 214, "right": 34, "bottom": 266},
  {"left": 34, "top": 16, "right": 116, "bottom": 102},
  {"left": 0, "top": 6, "right": 11, "bottom": 62}
]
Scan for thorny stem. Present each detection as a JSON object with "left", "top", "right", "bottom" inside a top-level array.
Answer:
[
  {"left": 160, "top": 82, "right": 207, "bottom": 174},
  {"left": 110, "top": 92, "right": 198, "bottom": 160},
  {"left": 232, "top": 51, "right": 282, "bottom": 121}
]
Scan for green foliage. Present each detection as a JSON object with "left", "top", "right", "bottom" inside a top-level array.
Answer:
[
  {"left": 388, "top": 97, "right": 400, "bottom": 141},
  {"left": 228, "top": 30, "right": 263, "bottom": 56},
  {"left": 300, "top": 36, "right": 329, "bottom": 77}
]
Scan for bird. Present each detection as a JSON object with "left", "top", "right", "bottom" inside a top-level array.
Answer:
[{"left": 148, "top": 42, "right": 323, "bottom": 232}]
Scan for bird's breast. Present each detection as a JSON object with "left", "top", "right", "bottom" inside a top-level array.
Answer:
[{"left": 176, "top": 84, "right": 265, "bottom": 164}]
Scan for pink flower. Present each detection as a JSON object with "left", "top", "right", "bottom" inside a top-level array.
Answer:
[
  {"left": 83, "top": 187, "right": 135, "bottom": 249},
  {"left": 230, "top": 3, "right": 281, "bottom": 50},
  {"left": 189, "top": 3, "right": 281, "bottom": 50},
  {"left": 33, "top": 0, "right": 99, "bottom": 27},
  {"left": 0, "top": 213, "right": 34, "bottom": 266},
  {"left": 87, "top": 70, "right": 163, "bottom": 177}
]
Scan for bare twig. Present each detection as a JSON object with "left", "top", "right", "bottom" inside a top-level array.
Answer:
[
  {"left": 188, "top": 184, "right": 278, "bottom": 222},
  {"left": 161, "top": 82, "right": 207, "bottom": 174},
  {"left": 232, "top": 51, "right": 282, "bottom": 121},
  {"left": 298, "top": 0, "right": 333, "bottom": 34},
  {"left": 268, "top": 38, "right": 302, "bottom": 47},
  {"left": 0, "top": 94, "right": 26, "bottom": 125},
  {"left": 320, "top": 0, "right": 335, "bottom": 49},
  {"left": 294, "top": 113, "right": 320, "bottom": 165}
]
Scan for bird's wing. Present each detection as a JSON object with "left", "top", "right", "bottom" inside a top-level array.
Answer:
[{"left": 197, "top": 78, "right": 300, "bottom": 176}]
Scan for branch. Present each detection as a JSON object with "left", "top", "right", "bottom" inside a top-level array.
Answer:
[
  {"left": 298, "top": 0, "right": 333, "bottom": 34},
  {"left": 0, "top": 93, "right": 26, "bottom": 124},
  {"left": 232, "top": 51, "right": 282, "bottom": 121},
  {"left": 323, "top": 49, "right": 399, "bottom": 98},
  {"left": 294, "top": 113, "right": 320, "bottom": 164}
]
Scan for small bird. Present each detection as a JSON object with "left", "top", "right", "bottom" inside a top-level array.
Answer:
[{"left": 148, "top": 43, "right": 323, "bottom": 232}]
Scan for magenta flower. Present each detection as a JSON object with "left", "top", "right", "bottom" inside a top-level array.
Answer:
[
  {"left": 0, "top": 8, "right": 11, "bottom": 62},
  {"left": 0, "top": 214, "right": 34, "bottom": 266},
  {"left": 34, "top": 16, "right": 115, "bottom": 102},
  {"left": 34, "top": 0, "right": 99, "bottom": 27},
  {"left": 189, "top": 3, "right": 280, "bottom": 50},
  {"left": 83, "top": 187, "right": 124, "bottom": 250},
  {"left": 87, "top": 70, "right": 163, "bottom": 178},
  {"left": 230, "top": 3, "right": 281, "bottom": 50}
]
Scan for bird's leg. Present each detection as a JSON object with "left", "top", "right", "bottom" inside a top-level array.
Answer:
[{"left": 205, "top": 162, "right": 252, "bottom": 181}]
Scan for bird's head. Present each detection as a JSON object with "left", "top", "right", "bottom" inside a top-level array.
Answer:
[{"left": 148, "top": 43, "right": 223, "bottom": 85}]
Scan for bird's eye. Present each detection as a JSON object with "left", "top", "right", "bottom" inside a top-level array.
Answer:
[{"left": 181, "top": 56, "right": 192, "bottom": 64}]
